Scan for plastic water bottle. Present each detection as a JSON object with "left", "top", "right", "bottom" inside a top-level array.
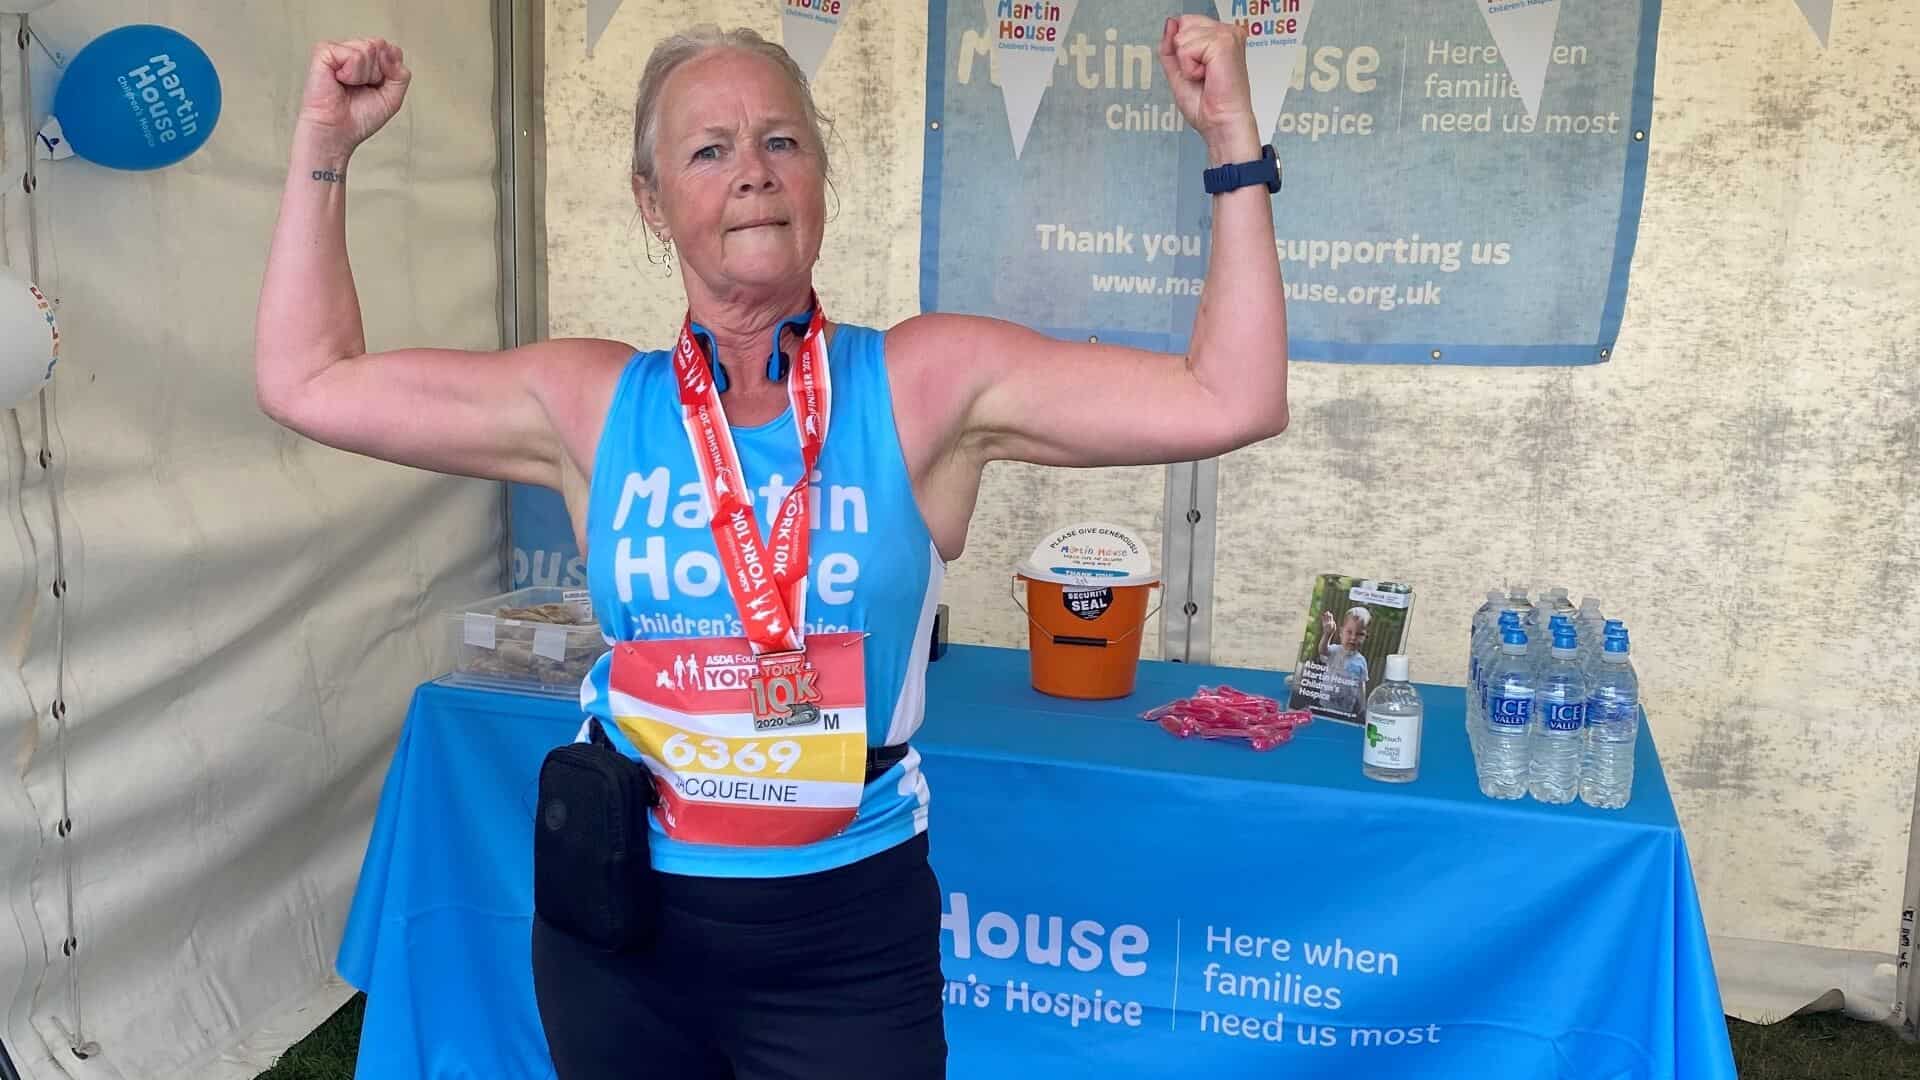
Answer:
[
  {"left": 1468, "top": 597, "right": 1505, "bottom": 717},
  {"left": 1535, "top": 612, "right": 1573, "bottom": 661},
  {"left": 1575, "top": 598, "right": 1606, "bottom": 666},
  {"left": 1582, "top": 628, "right": 1640, "bottom": 809},
  {"left": 1471, "top": 610, "right": 1523, "bottom": 763},
  {"left": 1471, "top": 589, "right": 1502, "bottom": 640},
  {"left": 1587, "top": 618, "right": 1627, "bottom": 678},
  {"left": 1547, "top": 588, "right": 1576, "bottom": 619},
  {"left": 1363, "top": 655, "right": 1422, "bottom": 783},
  {"left": 1479, "top": 625, "right": 1535, "bottom": 800},
  {"left": 1467, "top": 590, "right": 1501, "bottom": 724},
  {"left": 1528, "top": 623, "right": 1587, "bottom": 804},
  {"left": 1504, "top": 585, "right": 1536, "bottom": 632}
]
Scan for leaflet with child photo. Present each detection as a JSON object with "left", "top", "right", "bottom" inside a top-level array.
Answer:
[{"left": 1287, "top": 575, "right": 1414, "bottom": 725}]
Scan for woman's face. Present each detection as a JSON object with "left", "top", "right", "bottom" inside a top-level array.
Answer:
[{"left": 638, "top": 48, "right": 827, "bottom": 300}]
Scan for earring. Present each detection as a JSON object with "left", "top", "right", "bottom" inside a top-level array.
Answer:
[{"left": 645, "top": 233, "right": 676, "bottom": 275}]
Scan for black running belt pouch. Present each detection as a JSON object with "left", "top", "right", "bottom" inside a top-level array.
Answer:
[{"left": 533, "top": 720, "right": 661, "bottom": 953}]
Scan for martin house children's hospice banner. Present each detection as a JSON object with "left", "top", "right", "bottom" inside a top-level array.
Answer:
[
  {"left": 509, "top": 1, "right": 1662, "bottom": 589},
  {"left": 920, "top": 0, "right": 1660, "bottom": 366}
]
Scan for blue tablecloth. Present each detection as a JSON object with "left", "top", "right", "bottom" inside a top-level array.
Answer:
[{"left": 339, "top": 645, "right": 1734, "bottom": 1079}]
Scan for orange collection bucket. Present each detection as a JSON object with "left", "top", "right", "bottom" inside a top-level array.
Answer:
[{"left": 1012, "top": 523, "right": 1162, "bottom": 700}]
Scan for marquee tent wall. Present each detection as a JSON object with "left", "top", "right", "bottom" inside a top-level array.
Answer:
[{"left": 0, "top": 1, "right": 505, "bottom": 1076}]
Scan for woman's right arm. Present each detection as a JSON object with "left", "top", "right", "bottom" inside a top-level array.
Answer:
[{"left": 255, "top": 38, "right": 626, "bottom": 488}]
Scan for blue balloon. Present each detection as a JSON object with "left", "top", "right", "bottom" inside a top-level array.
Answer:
[{"left": 52, "top": 24, "right": 221, "bottom": 171}]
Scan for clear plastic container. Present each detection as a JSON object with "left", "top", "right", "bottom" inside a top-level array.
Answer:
[{"left": 444, "top": 586, "right": 604, "bottom": 696}]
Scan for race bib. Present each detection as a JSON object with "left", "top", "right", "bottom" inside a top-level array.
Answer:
[{"left": 609, "top": 631, "right": 867, "bottom": 847}]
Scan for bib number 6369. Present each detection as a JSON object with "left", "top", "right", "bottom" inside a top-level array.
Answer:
[{"left": 660, "top": 733, "right": 802, "bottom": 775}]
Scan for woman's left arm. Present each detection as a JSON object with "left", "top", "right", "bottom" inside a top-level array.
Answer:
[{"left": 891, "top": 16, "right": 1287, "bottom": 471}]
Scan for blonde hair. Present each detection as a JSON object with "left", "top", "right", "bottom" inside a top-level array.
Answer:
[{"left": 629, "top": 26, "right": 834, "bottom": 189}]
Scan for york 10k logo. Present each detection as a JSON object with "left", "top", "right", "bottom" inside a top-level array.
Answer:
[
  {"left": 749, "top": 657, "right": 823, "bottom": 727},
  {"left": 1490, "top": 696, "right": 1532, "bottom": 729}
]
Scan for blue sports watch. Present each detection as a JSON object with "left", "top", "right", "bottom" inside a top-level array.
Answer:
[{"left": 1202, "top": 144, "right": 1282, "bottom": 195}]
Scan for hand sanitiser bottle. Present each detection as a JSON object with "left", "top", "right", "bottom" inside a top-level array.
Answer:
[{"left": 1363, "top": 654, "right": 1422, "bottom": 783}]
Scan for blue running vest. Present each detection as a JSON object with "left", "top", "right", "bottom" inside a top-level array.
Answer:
[{"left": 577, "top": 322, "right": 943, "bottom": 878}]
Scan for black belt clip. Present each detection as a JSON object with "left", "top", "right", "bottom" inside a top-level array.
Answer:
[{"left": 866, "top": 743, "right": 909, "bottom": 783}]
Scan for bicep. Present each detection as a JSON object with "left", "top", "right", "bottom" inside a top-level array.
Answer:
[
  {"left": 259, "top": 337, "right": 629, "bottom": 487},
  {"left": 898, "top": 314, "right": 1282, "bottom": 471}
]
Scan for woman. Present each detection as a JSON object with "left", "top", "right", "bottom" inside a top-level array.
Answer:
[{"left": 257, "top": 15, "right": 1288, "bottom": 1078}]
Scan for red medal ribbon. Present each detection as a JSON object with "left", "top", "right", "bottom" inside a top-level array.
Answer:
[{"left": 671, "top": 296, "right": 831, "bottom": 661}]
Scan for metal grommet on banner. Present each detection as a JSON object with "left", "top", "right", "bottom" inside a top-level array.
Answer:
[
  {"left": 38, "top": 447, "right": 51, "bottom": 468},
  {"left": 57, "top": 817, "right": 71, "bottom": 837},
  {"left": 929, "top": 120, "right": 940, "bottom": 131},
  {"left": 51, "top": 698, "right": 64, "bottom": 720},
  {"left": 1088, "top": 335, "right": 1098, "bottom": 343},
  {"left": 1634, "top": 130, "right": 1646, "bottom": 141},
  {"left": 1430, "top": 349, "right": 1443, "bottom": 361},
  {"left": 1600, "top": 348, "right": 1612, "bottom": 360}
]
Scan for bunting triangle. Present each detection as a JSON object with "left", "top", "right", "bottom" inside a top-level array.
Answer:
[
  {"left": 1475, "top": 0, "right": 1562, "bottom": 120},
  {"left": 1215, "top": 0, "right": 1318, "bottom": 144},
  {"left": 985, "top": 0, "right": 1081, "bottom": 159},
  {"left": 1794, "top": 0, "right": 1831, "bottom": 47},
  {"left": 587, "top": 0, "right": 623, "bottom": 55},
  {"left": 783, "top": 0, "right": 856, "bottom": 81}
]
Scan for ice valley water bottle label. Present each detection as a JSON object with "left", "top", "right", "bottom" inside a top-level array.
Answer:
[
  {"left": 1363, "top": 709, "right": 1419, "bottom": 770},
  {"left": 1489, "top": 695, "right": 1533, "bottom": 729},
  {"left": 1542, "top": 701, "right": 1586, "bottom": 732}
]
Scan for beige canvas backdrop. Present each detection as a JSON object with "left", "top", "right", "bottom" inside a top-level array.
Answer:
[{"left": 0, "top": 1, "right": 505, "bottom": 1076}]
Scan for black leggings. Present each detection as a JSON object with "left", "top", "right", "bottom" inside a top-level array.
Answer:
[{"left": 531, "top": 833, "right": 948, "bottom": 1079}]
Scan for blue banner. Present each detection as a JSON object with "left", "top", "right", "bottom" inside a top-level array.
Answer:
[
  {"left": 921, "top": 0, "right": 1660, "bottom": 365},
  {"left": 508, "top": 482, "right": 582, "bottom": 589}
]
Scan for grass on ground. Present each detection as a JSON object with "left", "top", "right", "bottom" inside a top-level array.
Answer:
[{"left": 259, "top": 994, "right": 1920, "bottom": 1078}]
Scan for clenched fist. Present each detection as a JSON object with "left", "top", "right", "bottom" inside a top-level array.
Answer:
[
  {"left": 1157, "top": 16, "right": 1259, "bottom": 159},
  {"left": 298, "top": 38, "right": 411, "bottom": 156}
]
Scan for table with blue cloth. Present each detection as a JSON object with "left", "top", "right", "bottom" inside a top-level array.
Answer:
[{"left": 338, "top": 644, "right": 1735, "bottom": 1079}]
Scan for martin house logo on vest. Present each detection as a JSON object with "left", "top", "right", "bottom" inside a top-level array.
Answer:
[{"left": 610, "top": 466, "right": 870, "bottom": 606}]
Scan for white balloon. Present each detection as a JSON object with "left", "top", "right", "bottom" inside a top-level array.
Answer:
[
  {"left": 0, "top": 271, "right": 58, "bottom": 411},
  {"left": 0, "top": 2, "right": 59, "bottom": 13}
]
